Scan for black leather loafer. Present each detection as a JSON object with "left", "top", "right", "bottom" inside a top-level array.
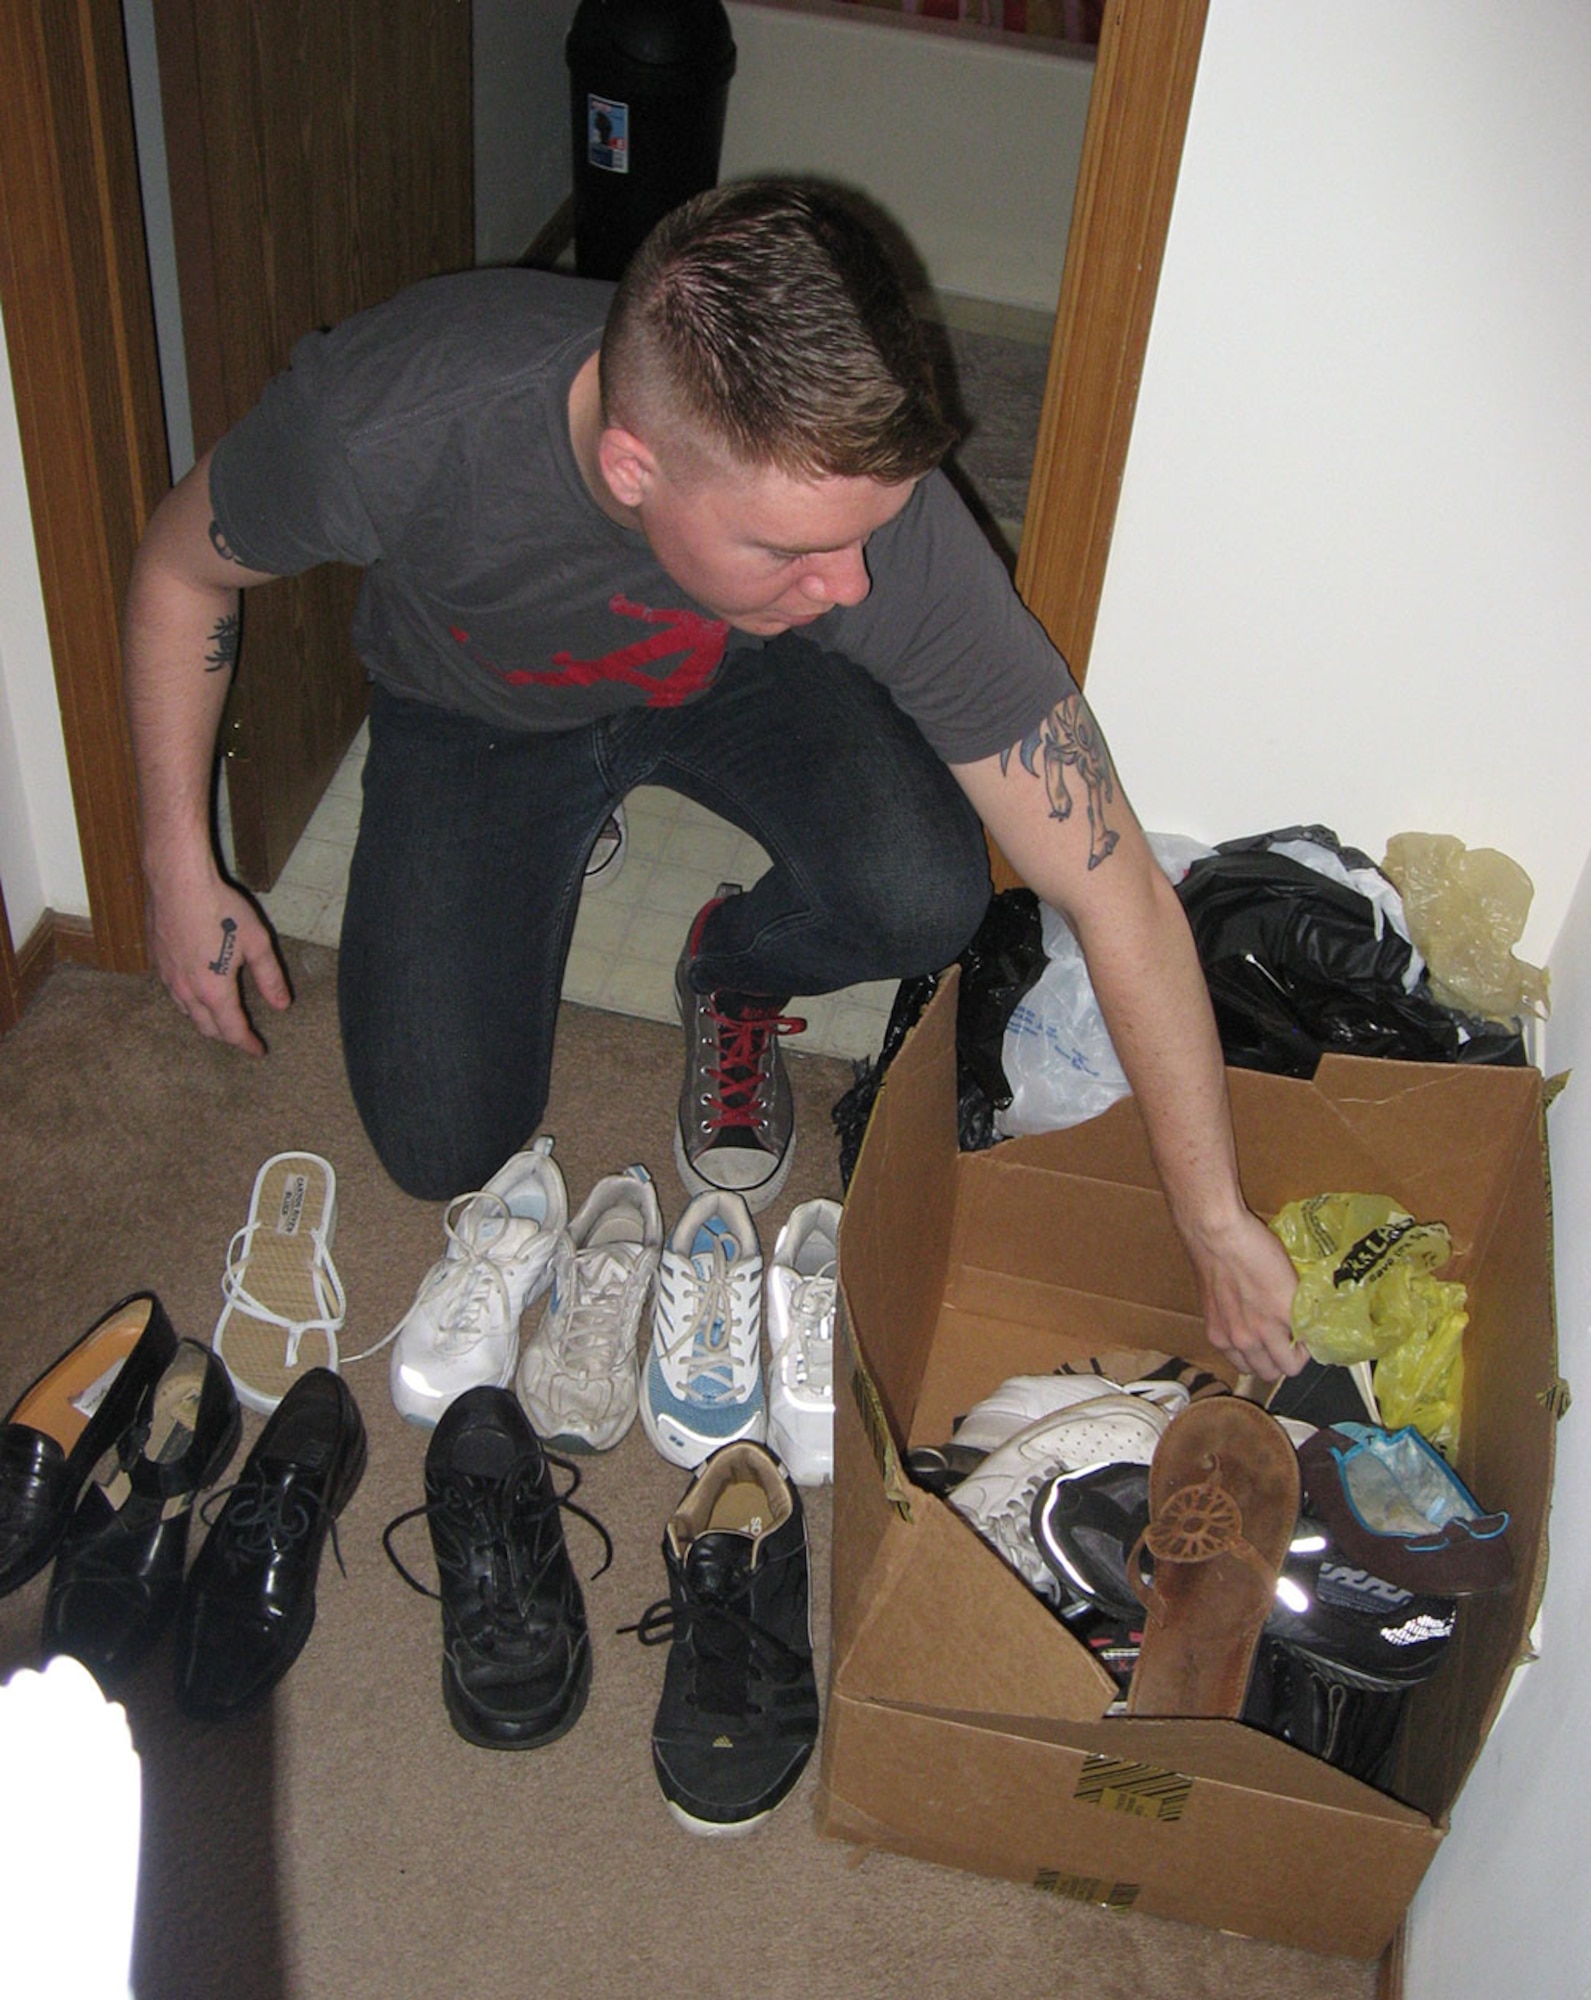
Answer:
[
  {"left": 173, "top": 1367, "right": 366, "bottom": 1722},
  {"left": 0, "top": 1293, "right": 179, "bottom": 1599},
  {"left": 43, "top": 1340, "right": 241, "bottom": 1684}
]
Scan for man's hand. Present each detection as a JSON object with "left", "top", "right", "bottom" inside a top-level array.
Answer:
[
  {"left": 146, "top": 862, "right": 291, "bottom": 1055},
  {"left": 1183, "top": 1205, "right": 1305, "bottom": 1381}
]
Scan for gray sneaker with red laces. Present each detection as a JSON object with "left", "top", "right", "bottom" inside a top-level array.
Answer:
[{"left": 674, "top": 885, "right": 803, "bottom": 1214}]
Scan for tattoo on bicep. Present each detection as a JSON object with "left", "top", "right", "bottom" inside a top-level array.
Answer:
[
  {"left": 999, "top": 692, "right": 1120, "bottom": 870},
  {"left": 203, "top": 613, "right": 240, "bottom": 674},
  {"left": 208, "top": 519, "right": 243, "bottom": 565},
  {"left": 208, "top": 917, "right": 238, "bottom": 976}
]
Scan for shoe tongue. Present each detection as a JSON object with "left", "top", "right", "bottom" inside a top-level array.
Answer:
[
  {"left": 682, "top": 1528, "right": 756, "bottom": 1596},
  {"left": 451, "top": 1429, "right": 533, "bottom": 1481}
]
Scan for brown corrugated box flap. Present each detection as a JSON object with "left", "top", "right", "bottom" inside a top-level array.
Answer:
[
  {"left": 836, "top": 972, "right": 959, "bottom": 1449},
  {"left": 817, "top": 1697, "right": 1439, "bottom": 1960},
  {"left": 830, "top": 1282, "right": 1118, "bottom": 1720}
]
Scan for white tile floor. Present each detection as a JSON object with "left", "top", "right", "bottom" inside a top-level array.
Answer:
[
  {"left": 242, "top": 295, "right": 1050, "bottom": 1067},
  {"left": 247, "top": 733, "right": 901, "bottom": 1064}
]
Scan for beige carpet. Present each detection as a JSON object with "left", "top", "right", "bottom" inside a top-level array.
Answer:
[{"left": 0, "top": 948, "right": 1375, "bottom": 2000}]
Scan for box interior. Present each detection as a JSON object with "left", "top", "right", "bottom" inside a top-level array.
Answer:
[{"left": 835, "top": 973, "right": 1557, "bottom": 1837}]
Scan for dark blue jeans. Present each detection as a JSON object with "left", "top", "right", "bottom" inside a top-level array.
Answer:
[{"left": 338, "top": 637, "right": 990, "bottom": 1197}]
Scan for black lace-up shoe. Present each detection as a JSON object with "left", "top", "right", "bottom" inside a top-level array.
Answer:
[
  {"left": 629, "top": 1440, "right": 819, "bottom": 1834},
  {"left": 174, "top": 1367, "right": 366, "bottom": 1722},
  {"left": 384, "top": 1387, "right": 608, "bottom": 1749}
]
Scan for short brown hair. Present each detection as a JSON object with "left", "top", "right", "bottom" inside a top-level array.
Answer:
[{"left": 600, "top": 180, "right": 956, "bottom": 483}]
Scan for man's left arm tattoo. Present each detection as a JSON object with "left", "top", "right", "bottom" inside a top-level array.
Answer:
[{"left": 999, "top": 691, "right": 1120, "bottom": 869}]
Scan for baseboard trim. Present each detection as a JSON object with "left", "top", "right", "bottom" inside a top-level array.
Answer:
[{"left": 13, "top": 909, "right": 99, "bottom": 1018}]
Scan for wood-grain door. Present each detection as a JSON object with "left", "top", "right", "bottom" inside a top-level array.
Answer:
[{"left": 153, "top": 0, "right": 474, "bottom": 890}]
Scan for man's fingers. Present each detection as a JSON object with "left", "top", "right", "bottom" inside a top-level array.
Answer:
[
  {"left": 242, "top": 931, "right": 293, "bottom": 1013},
  {"left": 175, "top": 982, "right": 266, "bottom": 1055}
]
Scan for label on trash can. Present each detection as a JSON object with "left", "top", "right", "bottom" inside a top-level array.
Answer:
[{"left": 586, "top": 94, "right": 630, "bottom": 174}]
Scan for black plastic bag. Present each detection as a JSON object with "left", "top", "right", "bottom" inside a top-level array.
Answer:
[
  {"left": 831, "top": 889, "right": 1046, "bottom": 1186},
  {"left": 1176, "top": 828, "right": 1527, "bottom": 1078}
]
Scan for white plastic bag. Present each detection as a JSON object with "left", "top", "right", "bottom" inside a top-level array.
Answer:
[{"left": 997, "top": 834, "right": 1214, "bottom": 1137}]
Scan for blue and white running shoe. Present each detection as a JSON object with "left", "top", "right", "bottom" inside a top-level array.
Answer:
[{"left": 642, "top": 1189, "right": 765, "bottom": 1470}]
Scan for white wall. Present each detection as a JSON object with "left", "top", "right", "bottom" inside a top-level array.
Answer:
[
  {"left": 1090, "top": 0, "right": 1591, "bottom": 970},
  {"left": 474, "top": 0, "right": 578, "bottom": 266},
  {"left": 721, "top": 0, "right": 1092, "bottom": 312},
  {"left": 0, "top": 310, "right": 88, "bottom": 940},
  {"left": 1087, "top": 6, "right": 1591, "bottom": 1995}
]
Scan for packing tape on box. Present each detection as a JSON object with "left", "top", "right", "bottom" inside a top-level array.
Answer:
[
  {"left": 1033, "top": 1869, "right": 1141, "bottom": 1911},
  {"left": 849, "top": 1360, "right": 916, "bottom": 1521},
  {"left": 1074, "top": 1754, "right": 1194, "bottom": 1824}
]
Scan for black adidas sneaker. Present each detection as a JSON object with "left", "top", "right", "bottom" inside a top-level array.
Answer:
[{"left": 629, "top": 1440, "right": 820, "bottom": 1834}]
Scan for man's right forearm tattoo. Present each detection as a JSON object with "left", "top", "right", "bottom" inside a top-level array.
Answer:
[{"left": 204, "top": 612, "right": 240, "bottom": 674}]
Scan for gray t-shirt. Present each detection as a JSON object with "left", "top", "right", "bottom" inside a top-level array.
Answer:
[{"left": 209, "top": 267, "right": 1076, "bottom": 764}]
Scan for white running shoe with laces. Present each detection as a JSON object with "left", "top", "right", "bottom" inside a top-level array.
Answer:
[
  {"left": 642, "top": 1188, "right": 765, "bottom": 1470},
  {"left": 948, "top": 1394, "right": 1174, "bottom": 1607},
  {"left": 951, "top": 1371, "right": 1191, "bottom": 1460},
  {"left": 388, "top": 1137, "right": 567, "bottom": 1428},
  {"left": 517, "top": 1164, "right": 663, "bottom": 1452},
  {"left": 765, "top": 1199, "right": 841, "bottom": 1486}
]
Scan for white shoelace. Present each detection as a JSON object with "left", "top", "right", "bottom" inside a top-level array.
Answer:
[
  {"left": 661, "top": 1238, "right": 755, "bottom": 1398},
  {"left": 343, "top": 1190, "right": 528, "bottom": 1365},
  {"left": 782, "top": 1270, "right": 836, "bottom": 1395},
  {"left": 555, "top": 1248, "right": 649, "bottom": 1376}
]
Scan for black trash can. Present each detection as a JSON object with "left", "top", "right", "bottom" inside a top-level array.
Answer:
[{"left": 567, "top": 0, "right": 738, "bottom": 282}]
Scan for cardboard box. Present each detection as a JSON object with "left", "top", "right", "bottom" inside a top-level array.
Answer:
[{"left": 817, "top": 975, "right": 1559, "bottom": 1958}]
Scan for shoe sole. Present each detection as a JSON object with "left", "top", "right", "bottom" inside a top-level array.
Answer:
[
  {"left": 638, "top": 1385, "right": 766, "bottom": 1471},
  {"left": 655, "top": 1740, "right": 813, "bottom": 1837},
  {"left": 767, "top": 1417, "right": 832, "bottom": 1489},
  {"left": 441, "top": 1632, "right": 593, "bottom": 1751},
  {"left": 672, "top": 1122, "right": 792, "bottom": 1215},
  {"left": 663, "top": 1799, "right": 775, "bottom": 1838},
  {"left": 392, "top": 1347, "right": 518, "bottom": 1430}
]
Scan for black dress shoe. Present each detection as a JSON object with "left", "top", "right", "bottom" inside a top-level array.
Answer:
[
  {"left": 43, "top": 1340, "right": 241, "bottom": 1684},
  {"left": 0, "top": 1293, "right": 180, "bottom": 1599},
  {"left": 173, "top": 1367, "right": 366, "bottom": 1722},
  {"left": 382, "top": 1387, "right": 608, "bottom": 1749}
]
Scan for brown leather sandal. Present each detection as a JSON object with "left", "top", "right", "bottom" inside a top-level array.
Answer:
[{"left": 1126, "top": 1398, "right": 1300, "bottom": 1718}]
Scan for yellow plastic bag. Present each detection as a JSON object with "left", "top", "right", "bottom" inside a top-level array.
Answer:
[
  {"left": 1270, "top": 1193, "right": 1467, "bottom": 1454},
  {"left": 1381, "top": 831, "right": 1549, "bottom": 1025}
]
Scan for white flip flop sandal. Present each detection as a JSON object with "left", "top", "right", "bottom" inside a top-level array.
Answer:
[{"left": 213, "top": 1152, "right": 347, "bottom": 1414}]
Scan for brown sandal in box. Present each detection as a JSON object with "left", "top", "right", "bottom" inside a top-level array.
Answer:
[{"left": 1126, "top": 1397, "right": 1300, "bottom": 1718}]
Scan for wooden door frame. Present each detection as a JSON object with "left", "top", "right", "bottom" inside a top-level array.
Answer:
[
  {"left": 0, "top": 0, "right": 1200, "bottom": 941},
  {"left": 0, "top": 0, "right": 170, "bottom": 999}
]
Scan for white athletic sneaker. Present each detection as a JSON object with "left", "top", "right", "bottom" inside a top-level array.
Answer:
[
  {"left": 765, "top": 1199, "right": 841, "bottom": 1487},
  {"left": 584, "top": 802, "right": 628, "bottom": 891},
  {"left": 952, "top": 1372, "right": 1191, "bottom": 1460},
  {"left": 642, "top": 1188, "right": 765, "bottom": 1470},
  {"left": 948, "top": 1394, "right": 1173, "bottom": 1607},
  {"left": 517, "top": 1164, "right": 664, "bottom": 1452},
  {"left": 388, "top": 1137, "right": 567, "bottom": 1428}
]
